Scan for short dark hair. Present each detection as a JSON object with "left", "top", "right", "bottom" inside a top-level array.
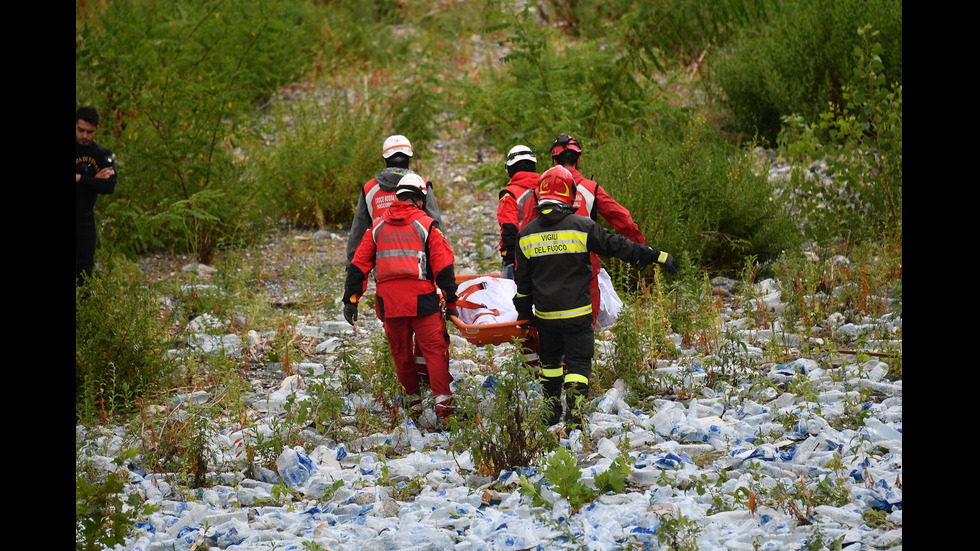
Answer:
[
  {"left": 506, "top": 159, "right": 537, "bottom": 178},
  {"left": 553, "top": 149, "right": 580, "bottom": 168},
  {"left": 76, "top": 106, "right": 100, "bottom": 127},
  {"left": 385, "top": 153, "right": 411, "bottom": 169}
]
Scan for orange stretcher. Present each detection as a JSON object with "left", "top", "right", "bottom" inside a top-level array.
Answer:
[{"left": 448, "top": 274, "right": 536, "bottom": 346}]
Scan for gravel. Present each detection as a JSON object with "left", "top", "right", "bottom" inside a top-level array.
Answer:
[{"left": 79, "top": 126, "right": 902, "bottom": 551}]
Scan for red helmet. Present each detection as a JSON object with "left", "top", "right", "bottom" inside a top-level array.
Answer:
[
  {"left": 537, "top": 166, "right": 576, "bottom": 207},
  {"left": 550, "top": 133, "right": 582, "bottom": 157}
]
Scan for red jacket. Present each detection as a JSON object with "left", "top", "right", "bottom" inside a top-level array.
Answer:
[
  {"left": 568, "top": 167, "right": 645, "bottom": 245},
  {"left": 497, "top": 171, "right": 540, "bottom": 266},
  {"left": 344, "top": 170, "right": 442, "bottom": 265},
  {"left": 517, "top": 167, "right": 646, "bottom": 245},
  {"left": 345, "top": 201, "right": 458, "bottom": 319}
]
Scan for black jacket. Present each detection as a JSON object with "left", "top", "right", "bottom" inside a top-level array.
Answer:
[
  {"left": 514, "top": 204, "right": 652, "bottom": 323},
  {"left": 75, "top": 140, "right": 116, "bottom": 229}
]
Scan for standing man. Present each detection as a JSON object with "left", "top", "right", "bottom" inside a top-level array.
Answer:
[
  {"left": 76, "top": 106, "right": 117, "bottom": 286},
  {"left": 496, "top": 145, "right": 540, "bottom": 280},
  {"left": 343, "top": 174, "right": 460, "bottom": 428},
  {"left": 548, "top": 133, "right": 646, "bottom": 324},
  {"left": 344, "top": 135, "right": 444, "bottom": 384},
  {"left": 549, "top": 133, "right": 645, "bottom": 244},
  {"left": 345, "top": 135, "right": 443, "bottom": 270},
  {"left": 514, "top": 167, "right": 677, "bottom": 428}
]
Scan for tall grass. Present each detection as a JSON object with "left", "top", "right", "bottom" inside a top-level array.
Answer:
[
  {"left": 712, "top": 0, "right": 902, "bottom": 144},
  {"left": 590, "top": 115, "right": 800, "bottom": 276},
  {"left": 76, "top": 256, "right": 175, "bottom": 423}
]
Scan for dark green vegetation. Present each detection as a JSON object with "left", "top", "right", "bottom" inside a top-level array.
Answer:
[
  {"left": 77, "top": 2, "right": 901, "bottom": 544},
  {"left": 77, "top": 0, "right": 901, "bottom": 266}
]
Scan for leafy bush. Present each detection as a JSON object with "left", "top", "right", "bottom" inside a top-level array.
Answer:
[
  {"left": 457, "top": 5, "right": 689, "bottom": 159},
  {"left": 542, "top": 0, "right": 777, "bottom": 68},
  {"left": 778, "top": 25, "right": 902, "bottom": 242},
  {"left": 449, "top": 346, "right": 559, "bottom": 477},
  {"left": 588, "top": 114, "right": 801, "bottom": 274},
  {"left": 76, "top": 0, "right": 322, "bottom": 259},
  {"left": 713, "top": 0, "right": 902, "bottom": 144},
  {"left": 76, "top": 447, "right": 158, "bottom": 551},
  {"left": 518, "top": 446, "right": 632, "bottom": 512},
  {"left": 247, "top": 94, "right": 387, "bottom": 228},
  {"left": 76, "top": 256, "right": 175, "bottom": 423},
  {"left": 597, "top": 278, "right": 677, "bottom": 399}
]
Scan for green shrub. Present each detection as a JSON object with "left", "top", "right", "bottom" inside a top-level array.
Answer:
[
  {"left": 713, "top": 0, "right": 902, "bottom": 144},
  {"left": 76, "top": 0, "right": 322, "bottom": 259},
  {"left": 778, "top": 25, "right": 902, "bottom": 242},
  {"left": 598, "top": 278, "right": 677, "bottom": 399},
  {"left": 457, "top": 5, "right": 688, "bottom": 158},
  {"left": 247, "top": 94, "right": 387, "bottom": 228},
  {"left": 76, "top": 447, "right": 158, "bottom": 551},
  {"left": 518, "top": 446, "right": 632, "bottom": 511},
  {"left": 76, "top": 256, "right": 174, "bottom": 423},
  {"left": 449, "top": 345, "right": 559, "bottom": 477},
  {"left": 589, "top": 115, "right": 801, "bottom": 274},
  {"left": 543, "top": 0, "right": 776, "bottom": 68}
]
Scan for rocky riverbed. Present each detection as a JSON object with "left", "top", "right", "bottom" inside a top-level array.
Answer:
[{"left": 78, "top": 126, "right": 902, "bottom": 550}]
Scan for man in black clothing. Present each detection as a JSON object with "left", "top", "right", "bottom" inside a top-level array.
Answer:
[
  {"left": 75, "top": 107, "right": 117, "bottom": 286},
  {"left": 513, "top": 166, "right": 677, "bottom": 428}
]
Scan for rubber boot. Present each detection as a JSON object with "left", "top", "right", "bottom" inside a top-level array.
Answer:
[
  {"left": 542, "top": 378, "right": 564, "bottom": 426},
  {"left": 564, "top": 382, "right": 589, "bottom": 429}
]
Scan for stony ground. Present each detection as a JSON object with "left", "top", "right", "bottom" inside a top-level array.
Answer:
[{"left": 105, "top": 122, "right": 904, "bottom": 551}]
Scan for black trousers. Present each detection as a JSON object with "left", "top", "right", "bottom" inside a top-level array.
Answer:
[
  {"left": 76, "top": 225, "right": 97, "bottom": 285},
  {"left": 535, "top": 314, "right": 595, "bottom": 385}
]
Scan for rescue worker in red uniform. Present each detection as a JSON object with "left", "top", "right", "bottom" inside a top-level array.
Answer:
[
  {"left": 343, "top": 174, "right": 460, "bottom": 428},
  {"left": 519, "top": 133, "right": 647, "bottom": 325},
  {"left": 497, "top": 145, "right": 540, "bottom": 280},
  {"left": 496, "top": 145, "right": 542, "bottom": 367},
  {"left": 514, "top": 167, "right": 677, "bottom": 428},
  {"left": 345, "top": 135, "right": 443, "bottom": 270}
]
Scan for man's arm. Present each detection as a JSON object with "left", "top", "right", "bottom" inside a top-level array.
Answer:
[
  {"left": 497, "top": 192, "right": 519, "bottom": 267},
  {"left": 594, "top": 184, "right": 645, "bottom": 245},
  {"left": 76, "top": 150, "right": 117, "bottom": 194},
  {"left": 422, "top": 181, "right": 443, "bottom": 225},
  {"left": 345, "top": 192, "right": 371, "bottom": 267},
  {"left": 426, "top": 223, "right": 459, "bottom": 306},
  {"left": 344, "top": 228, "right": 377, "bottom": 302},
  {"left": 512, "top": 237, "right": 534, "bottom": 322}
]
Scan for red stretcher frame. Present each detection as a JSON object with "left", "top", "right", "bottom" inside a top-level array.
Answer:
[{"left": 447, "top": 274, "right": 535, "bottom": 346}]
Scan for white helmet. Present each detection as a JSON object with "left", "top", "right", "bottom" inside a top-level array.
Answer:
[
  {"left": 395, "top": 173, "right": 428, "bottom": 200},
  {"left": 382, "top": 135, "right": 413, "bottom": 159},
  {"left": 505, "top": 144, "right": 536, "bottom": 167}
]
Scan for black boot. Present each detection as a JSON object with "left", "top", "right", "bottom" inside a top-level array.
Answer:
[
  {"left": 564, "top": 382, "right": 589, "bottom": 429},
  {"left": 542, "top": 378, "right": 563, "bottom": 426}
]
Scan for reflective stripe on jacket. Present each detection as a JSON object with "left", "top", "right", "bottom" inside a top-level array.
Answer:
[
  {"left": 347, "top": 201, "right": 458, "bottom": 319},
  {"left": 373, "top": 218, "right": 431, "bottom": 283},
  {"left": 514, "top": 206, "right": 647, "bottom": 323}
]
